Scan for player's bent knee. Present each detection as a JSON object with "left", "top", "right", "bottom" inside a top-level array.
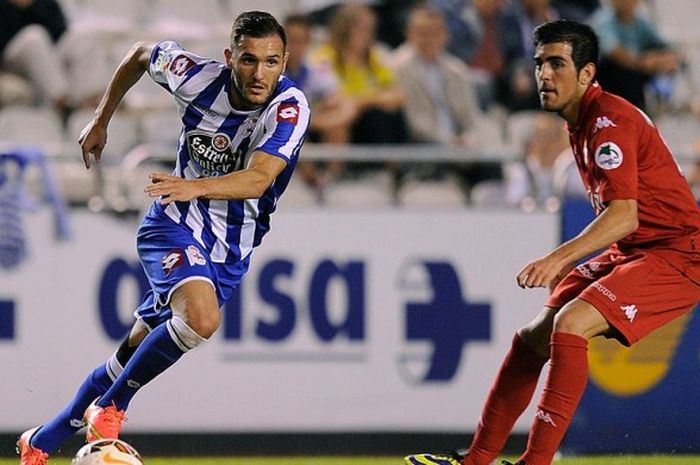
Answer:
[
  {"left": 167, "top": 315, "right": 208, "bottom": 352},
  {"left": 552, "top": 300, "right": 609, "bottom": 339}
]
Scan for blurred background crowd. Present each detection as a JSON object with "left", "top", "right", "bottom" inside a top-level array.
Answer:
[{"left": 1, "top": 0, "right": 700, "bottom": 214}]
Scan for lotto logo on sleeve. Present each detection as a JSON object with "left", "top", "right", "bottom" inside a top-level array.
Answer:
[
  {"left": 170, "top": 55, "right": 196, "bottom": 77},
  {"left": 277, "top": 102, "right": 300, "bottom": 124}
]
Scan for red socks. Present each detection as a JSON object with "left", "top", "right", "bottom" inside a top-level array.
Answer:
[
  {"left": 465, "top": 334, "right": 548, "bottom": 465},
  {"left": 520, "top": 332, "right": 589, "bottom": 465}
]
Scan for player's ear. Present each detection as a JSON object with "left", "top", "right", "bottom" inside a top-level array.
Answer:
[
  {"left": 282, "top": 51, "right": 290, "bottom": 73},
  {"left": 224, "top": 48, "right": 234, "bottom": 68},
  {"left": 579, "top": 62, "right": 596, "bottom": 86}
]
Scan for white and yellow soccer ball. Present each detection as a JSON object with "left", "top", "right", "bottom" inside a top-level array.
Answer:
[{"left": 72, "top": 438, "right": 143, "bottom": 465}]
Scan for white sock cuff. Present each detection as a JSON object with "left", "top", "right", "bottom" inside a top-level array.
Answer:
[
  {"left": 106, "top": 354, "right": 124, "bottom": 382},
  {"left": 166, "top": 316, "right": 207, "bottom": 352}
]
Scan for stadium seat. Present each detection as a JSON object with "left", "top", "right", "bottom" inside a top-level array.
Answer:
[
  {"left": 323, "top": 171, "right": 394, "bottom": 208},
  {"left": 652, "top": 0, "right": 700, "bottom": 45},
  {"left": 223, "top": 0, "right": 301, "bottom": 23},
  {"left": 397, "top": 177, "right": 467, "bottom": 209},
  {"left": 469, "top": 179, "right": 509, "bottom": 208},
  {"left": 67, "top": 0, "right": 147, "bottom": 34},
  {"left": 66, "top": 108, "right": 140, "bottom": 159},
  {"left": 471, "top": 112, "right": 510, "bottom": 160},
  {"left": 279, "top": 176, "right": 320, "bottom": 208},
  {"left": 123, "top": 71, "right": 174, "bottom": 111},
  {"left": 140, "top": 109, "right": 182, "bottom": 147},
  {"left": 654, "top": 113, "right": 700, "bottom": 154},
  {"left": 0, "top": 106, "right": 64, "bottom": 156},
  {"left": 504, "top": 110, "right": 543, "bottom": 158},
  {"left": 149, "top": 0, "right": 229, "bottom": 42}
]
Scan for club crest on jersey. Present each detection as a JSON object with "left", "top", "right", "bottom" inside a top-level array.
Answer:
[
  {"left": 186, "top": 130, "right": 241, "bottom": 177},
  {"left": 594, "top": 141, "right": 623, "bottom": 170},
  {"left": 170, "top": 54, "right": 196, "bottom": 77},
  {"left": 277, "top": 102, "right": 300, "bottom": 124},
  {"left": 185, "top": 245, "right": 206, "bottom": 266}
]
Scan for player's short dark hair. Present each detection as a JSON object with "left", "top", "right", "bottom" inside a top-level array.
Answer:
[
  {"left": 533, "top": 20, "right": 599, "bottom": 72},
  {"left": 231, "top": 11, "right": 287, "bottom": 50}
]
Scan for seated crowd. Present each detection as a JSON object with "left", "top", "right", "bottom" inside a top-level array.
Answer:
[{"left": 1, "top": 0, "right": 698, "bottom": 210}]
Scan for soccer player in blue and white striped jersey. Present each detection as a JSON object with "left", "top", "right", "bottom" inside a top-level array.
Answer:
[{"left": 18, "top": 11, "right": 309, "bottom": 464}]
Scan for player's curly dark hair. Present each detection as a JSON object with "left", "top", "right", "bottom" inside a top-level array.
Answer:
[
  {"left": 533, "top": 20, "right": 599, "bottom": 73},
  {"left": 231, "top": 11, "right": 286, "bottom": 50}
]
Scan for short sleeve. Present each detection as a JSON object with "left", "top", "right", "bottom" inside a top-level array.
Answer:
[
  {"left": 256, "top": 96, "right": 311, "bottom": 162},
  {"left": 588, "top": 114, "right": 640, "bottom": 203},
  {"left": 149, "top": 41, "right": 209, "bottom": 93}
]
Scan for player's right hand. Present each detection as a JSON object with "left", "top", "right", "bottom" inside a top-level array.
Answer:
[{"left": 78, "top": 120, "right": 108, "bottom": 169}]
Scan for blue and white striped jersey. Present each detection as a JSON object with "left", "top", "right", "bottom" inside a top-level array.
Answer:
[{"left": 145, "top": 40, "right": 310, "bottom": 264}]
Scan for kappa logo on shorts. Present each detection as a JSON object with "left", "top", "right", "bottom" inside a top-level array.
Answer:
[
  {"left": 277, "top": 102, "right": 300, "bottom": 124},
  {"left": 162, "top": 249, "right": 185, "bottom": 275},
  {"left": 621, "top": 304, "right": 638, "bottom": 322},
  {"left": 185, "top": 245, "right": 206, "bottom": 266}
]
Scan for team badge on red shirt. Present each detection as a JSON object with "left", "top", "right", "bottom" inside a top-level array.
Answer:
[
  {"left": 277, "top": 102, "right": 300, "bottom": 124},
  {"left": 594, "top": 142, "right": 623, "bottom": 170}
]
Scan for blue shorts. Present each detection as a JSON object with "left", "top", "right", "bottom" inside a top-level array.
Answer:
[{"left": 134, "top": 212, "right": 250, "bottom": 330}]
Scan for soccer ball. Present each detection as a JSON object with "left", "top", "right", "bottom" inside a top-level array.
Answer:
[{"left": 71, "top": 438, "right": 143, "bottom": 465}]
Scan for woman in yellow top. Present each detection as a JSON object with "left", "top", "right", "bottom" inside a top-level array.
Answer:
[{"left": 314, "top": 4, "right": 407, "bottom": 144}]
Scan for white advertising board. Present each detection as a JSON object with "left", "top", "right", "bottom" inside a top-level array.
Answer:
[{"left": 1, "top": 208, "right": 557, "bottom": 432}]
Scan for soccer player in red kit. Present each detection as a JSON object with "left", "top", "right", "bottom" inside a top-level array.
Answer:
[{"left": 405, "top": 20, "right": 700, "bottom": 465}]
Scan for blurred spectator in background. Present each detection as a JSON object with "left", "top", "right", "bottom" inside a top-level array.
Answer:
[
  {"left": 373, "top": 0, "right": 424, "bottom": 48},
  {"left": 503, "top": 0, "right": 561, "bottom": 112},
  {"left": 0, "top": 0, "right": 108, "bottom": 114},
  {"left": 591, "top": 0, "right": 682, "bottom": 112},
  {"left": 438, "top": 0, "right": 522, "bottom": 112},
  {"left": 504, "top": 112, "right": 570, "bottom": 210},
  {"left": 553, "top": 0, "right": 600, "bottom": 22},
  {"left": 284, "top": 14, "right": 357, "bottom": 191},
  {"left": 0, "top": 0, "right": 68, "bottom": 111},
  {"left": 393, "top": 5, "right": 481, "bottom": 147},
  {"left": 314, "top": 3, "right": 408, "bottom": 145}
]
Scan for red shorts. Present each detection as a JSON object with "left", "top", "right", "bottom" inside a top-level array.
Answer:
[{"left": 546, "top": 246, "right": 700, "bottom": 346}]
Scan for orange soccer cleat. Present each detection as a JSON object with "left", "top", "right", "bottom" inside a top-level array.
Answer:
[
  {"left": 16, "top": 427, "right": 49, "bottom": 465},
  {"left": 84, "top": 400, "right": 126, "bottom": 443}
]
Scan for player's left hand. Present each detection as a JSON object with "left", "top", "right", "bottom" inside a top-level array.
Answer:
[
  {"left": 144, "top": 172, "right": 203, "bottom": 205},
  {"left": 516, "top": 253, "right": 567, "bottom": 289}
]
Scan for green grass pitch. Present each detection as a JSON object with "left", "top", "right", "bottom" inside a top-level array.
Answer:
[{"left": 3, "top": 456, "right": 700, "bottom": 464}]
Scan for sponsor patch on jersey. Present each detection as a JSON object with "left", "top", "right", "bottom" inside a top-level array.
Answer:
[
  {"left": 154, "top": 49, "right": 172, "bottom": 72},
  {"left": 186, "top": 130, "right": 241, "bottom": 177},
  {"left": 277, "top": 102, "right": 300, "bottom": 124},
  {"left": 170, "top": 54, "right": 196, "bottom": 77},
  {"left": 594, "top": 141, "right": 623, "bottom": 170}
]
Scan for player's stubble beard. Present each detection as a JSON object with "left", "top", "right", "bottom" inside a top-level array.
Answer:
[{"left": 230, "top": 71, "right": 277, "bottom": 111}]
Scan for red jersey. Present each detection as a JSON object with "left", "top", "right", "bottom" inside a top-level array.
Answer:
[{"left": 568, "top": 82, "right": 700, "bottom": 250}]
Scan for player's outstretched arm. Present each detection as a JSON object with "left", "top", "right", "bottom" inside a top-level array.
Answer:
[
  {"left": 79, "top": 41, "right": 155, "bottom": 169},
  {"left": 144, "top": 151, "right": 288, "bottom": 204},
  {"left": 517, "top": 198, "right": 638, "bottom": 289}
]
